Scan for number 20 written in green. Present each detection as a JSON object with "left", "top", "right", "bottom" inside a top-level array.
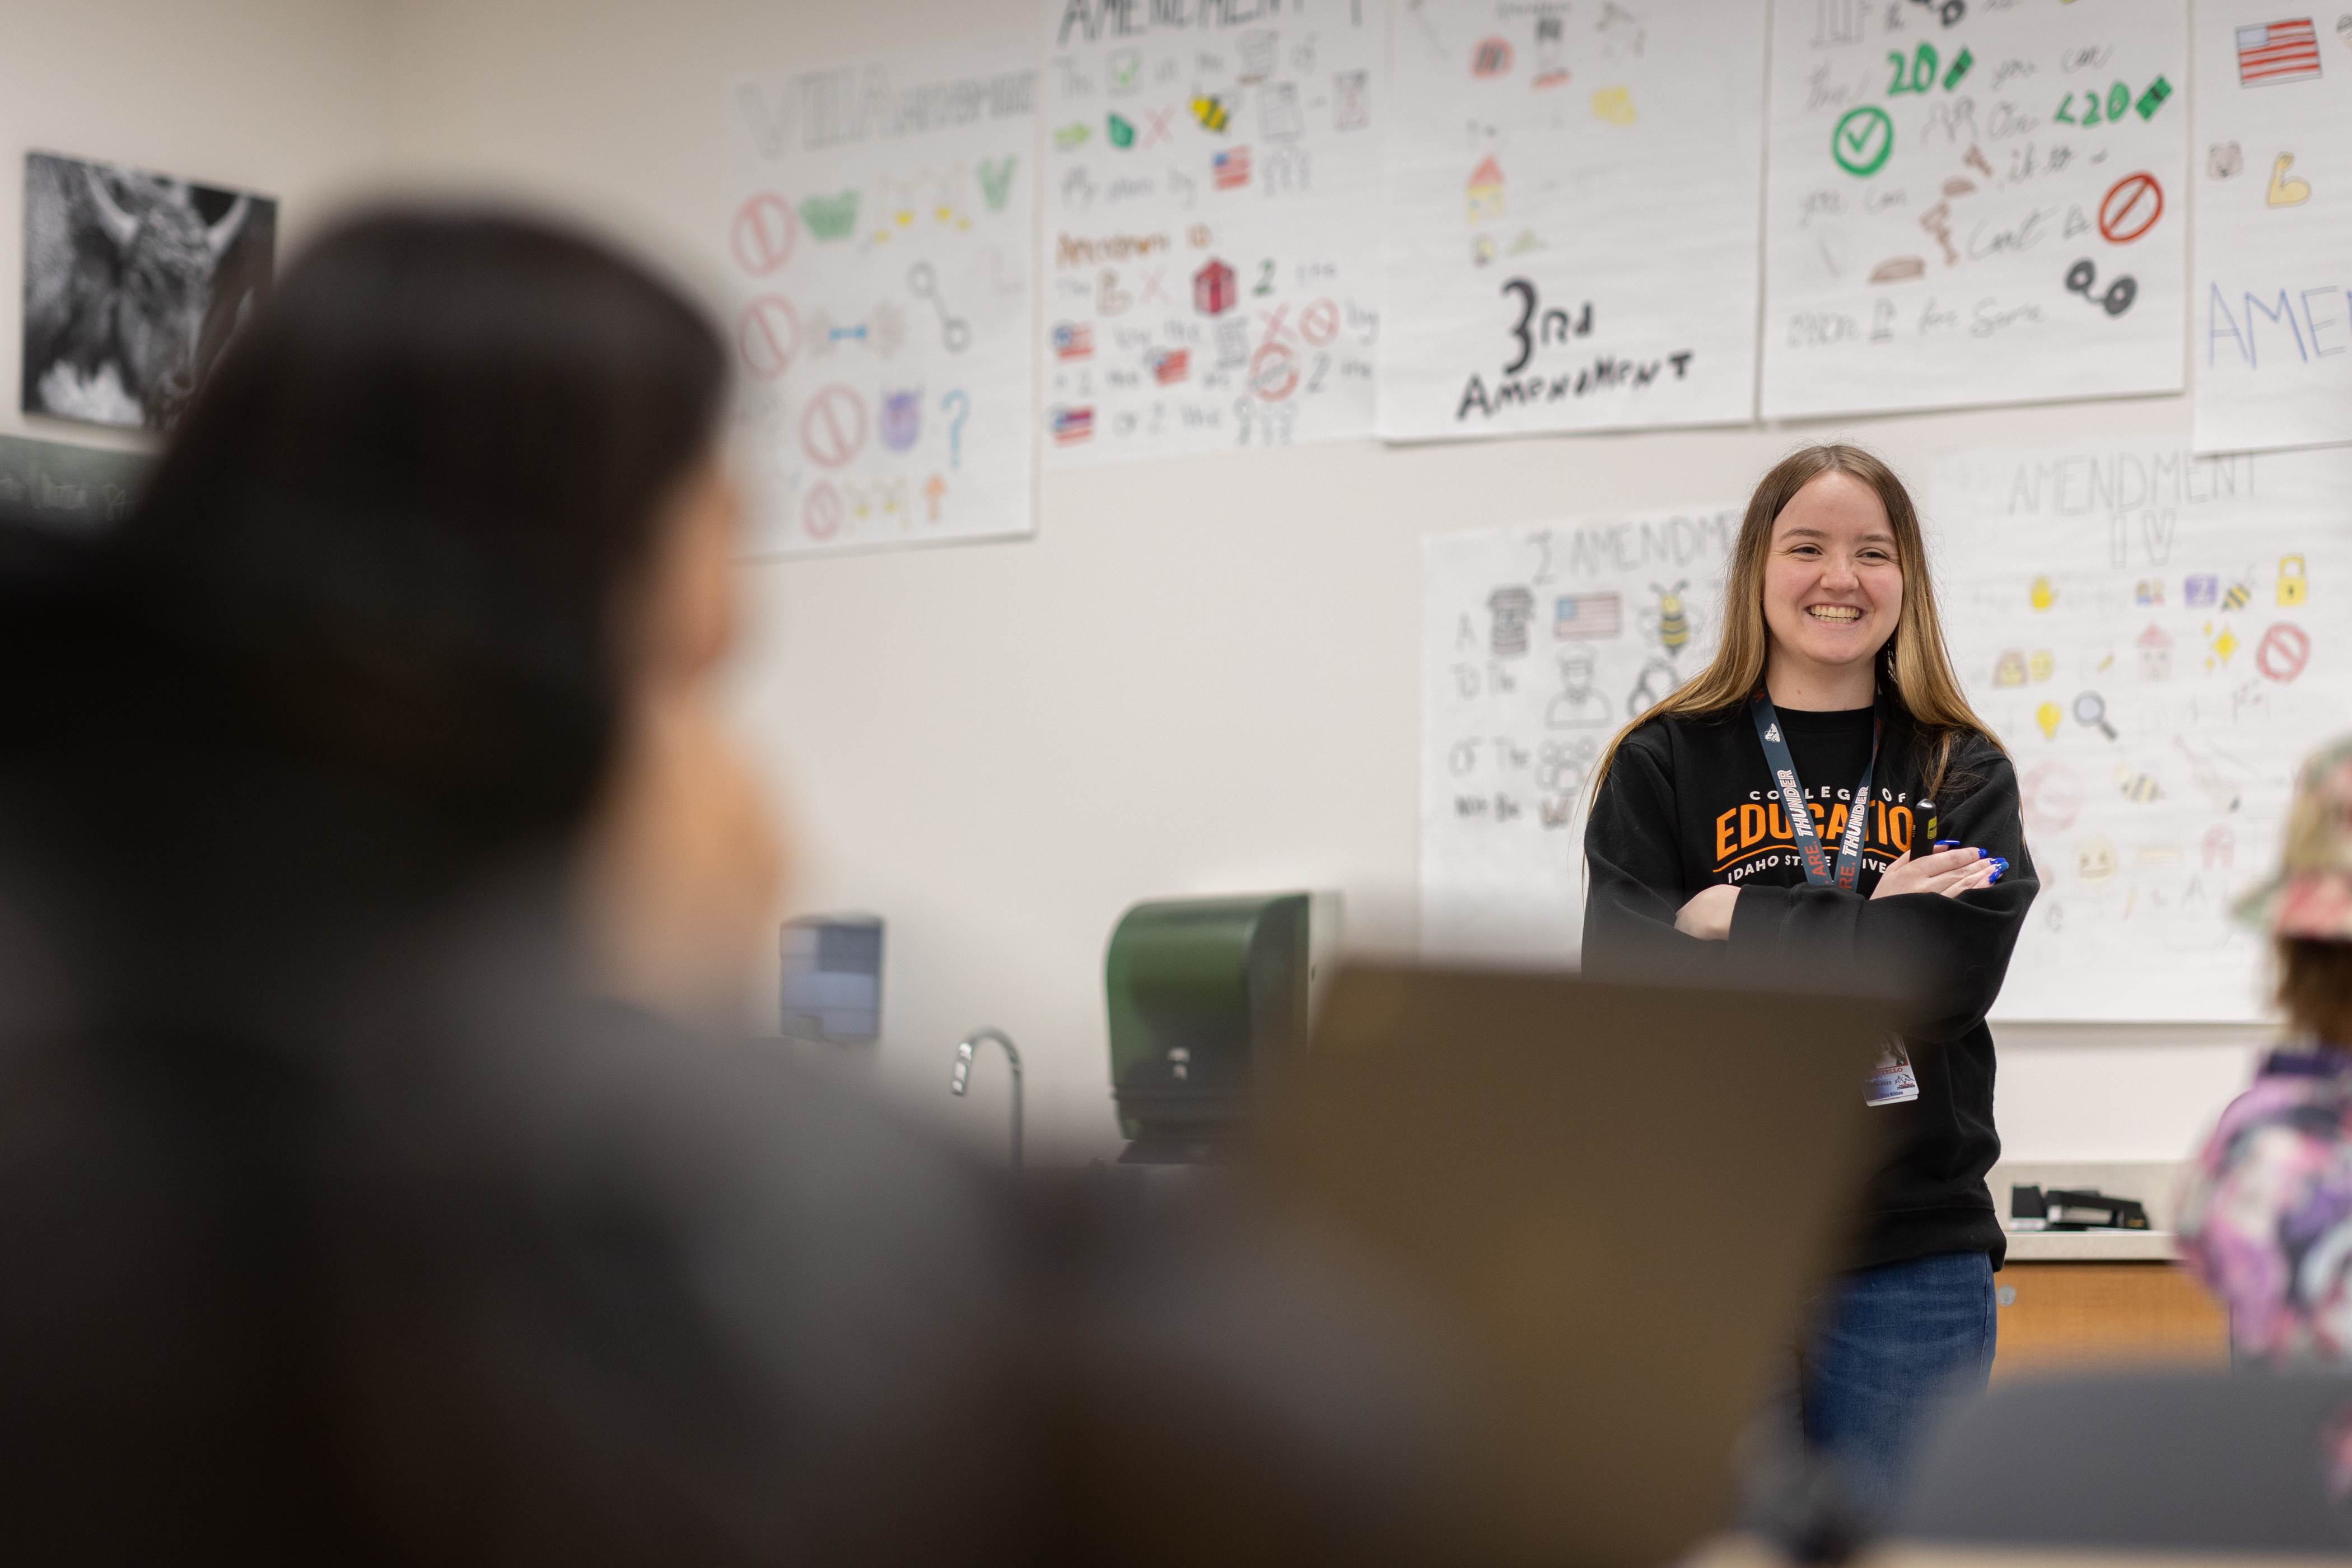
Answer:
[
  {"left": 1886, "top": 43, "right": 1973, "bottom": 95},
  {"left": 2056, "top": 76, "right": 2172, "bottom": 126}
]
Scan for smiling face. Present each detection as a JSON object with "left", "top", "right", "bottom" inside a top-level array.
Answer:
[{"left": 1761, "top": 469, "right": 1905, "bottom": 697}]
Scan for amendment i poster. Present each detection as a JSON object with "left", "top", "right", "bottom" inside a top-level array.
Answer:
[{"left": 2191, "top": 4, "right": 2352, "bottom": 455}]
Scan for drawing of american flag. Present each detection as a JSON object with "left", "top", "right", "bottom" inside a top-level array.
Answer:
[
  {"left": 1051, "top": 405, "right": 1094, "bottom": 445},
  {"left": 2237, "top": 19, "right": 2321, "bottom": 85},
  {"left": 1052, "top": 322, "right": 1093, "bottom": 360},
  {"left": 1554, "top": 592, "right": 1623, "bottom": 640},
  {"left": 1213, "top": 145, "right": 1252, "bottom": 190}
]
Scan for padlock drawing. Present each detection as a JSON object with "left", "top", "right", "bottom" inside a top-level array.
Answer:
[{"left": 2279, "top": 554, "right": 2307, "bottom": 607}]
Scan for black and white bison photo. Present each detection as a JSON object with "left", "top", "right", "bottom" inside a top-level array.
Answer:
[{"left": 22, "top": 151, "right": 276, "bottom": 432}]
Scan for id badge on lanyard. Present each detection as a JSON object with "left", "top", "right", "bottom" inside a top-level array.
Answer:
[
  {"left": 1748, "top": 689, "right": 1921, "bottom": 1106},
  {"left": 1865, "top": 1035, "right": 1921, "bottom": 1107}
]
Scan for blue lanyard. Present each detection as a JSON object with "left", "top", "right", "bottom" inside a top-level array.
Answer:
[{"left": 1748, "top": 689, "right": 1882, "bottom": 892}]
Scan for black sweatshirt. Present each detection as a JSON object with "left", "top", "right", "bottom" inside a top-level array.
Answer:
[{"left": 1581, "top": 702, "right": 2038, "bottom": 1271}]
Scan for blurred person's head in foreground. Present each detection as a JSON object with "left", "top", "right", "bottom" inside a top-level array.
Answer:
[
  {"left": 113, "top": 207, "right": 780, "bottom": 1022},
  {"left": 0, "top": 211, "right": 1026, "bottom": 1566},
  {"left": 0, "top": 211, "right": 1471, "bottom": 1567},
  {"left": 2178, "top": 737, "right": 2352, "bottom": 1364}
]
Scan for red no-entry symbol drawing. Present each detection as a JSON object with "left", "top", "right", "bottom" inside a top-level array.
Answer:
[
  {"left": 736, "top": 296, "right": 801, "bottom": 380},
  {"left": 1298, "top": 297, "right": 1341, "bottom": 347},
  {"left": 731, "top": 192, "right": 797, "bottom": 276},
  {"left": 802, "top": 482, "right": 842, "bottom": 540},
  {"left": 2257, "top": 621, "right": 2310, "bottom": 683},
  {"left": 800, "top": 385, "right": 867, "bottom": 468},
  {"left": 2098, "top": 173, "right": 2164, "bottom": 244},
  {"left": 1249, "top": 340, "right": 1300, "bottom": 401}
]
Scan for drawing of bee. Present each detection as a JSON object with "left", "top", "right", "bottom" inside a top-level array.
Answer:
[
  {"left": 1191, "top": 94, "right": 1229, "bottom": 133},
  {"left": 1648, "top": 580, "right": 1692, "bottom": 654},
  {"left": 2114, "top": 766, "right": 2163, "bottom": 804},
  {"left": 2222, "top": 580, "right": 2251, "bottom": 611}
]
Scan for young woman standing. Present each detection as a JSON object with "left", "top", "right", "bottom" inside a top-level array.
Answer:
[{"left": 1582, "top": 444, "right": 2036, "bottom": 1527}]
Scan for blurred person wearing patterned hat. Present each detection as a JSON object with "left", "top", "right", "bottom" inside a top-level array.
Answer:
[{"left": 2178, "top": 737, "right": 2352, "bottom": 1364}]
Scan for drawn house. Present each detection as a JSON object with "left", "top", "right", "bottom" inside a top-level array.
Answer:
[
  {"left": 1466, "top": 156, "right": 1505, "bottom": 225},
  {"left": 2137, "top": 623, "right": 2173, "bottom": 682}
]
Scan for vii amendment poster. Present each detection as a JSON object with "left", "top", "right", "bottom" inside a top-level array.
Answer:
[{"left": 725, "top": 35, "right": 1040, "bottom": 556}]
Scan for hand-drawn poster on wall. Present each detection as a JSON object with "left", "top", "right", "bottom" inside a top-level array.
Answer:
[
  {"left": 725, "top": 35, "right": 1038, "bottom": 557},
  {"left": 1379, "top": 1, "right": 1767, "bottom": 442},
  {"left": 1422, "top": 507, "right": 1737, "bottom": 963},
  {"left": 1932, "top": 440, "right": 2352, "bottom": 1020},
  {"left": 1038, "top": 0, "right": 1383, "bottom": 462},
  {"left": 1760, "top": 0, "right": 2188, "bottom": 421},
  {"left": 2191, "top": 6, "right": 2352, "bottom": 455}
]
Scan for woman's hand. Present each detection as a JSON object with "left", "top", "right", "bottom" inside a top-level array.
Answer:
[
  {"left": 1872, "top": 841, "right": 2006, "bottom": 900},
  {"left": 578, "top": 692, "right": 787, "bottom": 1029},
  {"left": 1674, "top": 884, "right": 1739, "bottom": 941},
  {"left": 1675, "top": 844, "right": 2005, "bottom": 941}
]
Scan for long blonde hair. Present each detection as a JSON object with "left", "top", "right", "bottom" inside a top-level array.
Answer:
[{"left": 1589, "top": 444, "right": 2000, "bottom": 805}]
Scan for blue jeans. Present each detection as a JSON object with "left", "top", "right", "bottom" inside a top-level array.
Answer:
[{"left": 1801, "top": 1250, "right": 1998, "bottom": 1526}]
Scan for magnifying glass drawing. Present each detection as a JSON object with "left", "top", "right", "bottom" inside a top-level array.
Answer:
[
  {"left": 2073, "top": 691, "right": 2117, "bottom": 740},
  {"left": 906, "top": 262, "right": 973, "bottom": 353}
]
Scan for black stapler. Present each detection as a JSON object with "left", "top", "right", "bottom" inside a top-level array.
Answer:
[{"left": 2011, "top": 1184, "right": 2152, "bottom": 1230}]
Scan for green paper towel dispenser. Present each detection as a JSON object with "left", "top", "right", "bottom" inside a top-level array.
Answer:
[{"left": 1104, "top": 892, "right": 1333, "bottom": 1161}]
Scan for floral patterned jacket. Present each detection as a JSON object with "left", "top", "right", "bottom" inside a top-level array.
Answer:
[{"left": 2178, "top": 1045, "right": 2352, "bottom": 1364}]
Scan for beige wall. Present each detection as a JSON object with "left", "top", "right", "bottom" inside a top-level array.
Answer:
[{"left": 6, "top": 2, "right": 2273, "bottom": 1169}]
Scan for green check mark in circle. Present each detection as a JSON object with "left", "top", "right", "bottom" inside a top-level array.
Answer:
[{"left": 1833, "top": 105, "right": 1894, "bottom": 177}]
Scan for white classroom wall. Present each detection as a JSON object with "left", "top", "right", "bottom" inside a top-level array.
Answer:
[{"left": 7, "top": 1, "right": 2274, "bottom": 1165}]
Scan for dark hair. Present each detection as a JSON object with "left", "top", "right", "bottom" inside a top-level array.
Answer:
[
  {"left": 2278, "top": 939, "right": 2352, "bottom": 1046},
  {"left": 118, "top": 209, "right": 729, "bottom": 865}
]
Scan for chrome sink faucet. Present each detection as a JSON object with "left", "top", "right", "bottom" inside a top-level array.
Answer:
[{"left": 949, "top": 1026, "right": 1023, "bottom": 1170}]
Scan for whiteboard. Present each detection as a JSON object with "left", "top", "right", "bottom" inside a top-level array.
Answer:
[
  {"left": 1377, "top": 0, "right": 1766, "bottom": 440},
  {"left": 1931, "top": 439, "right": 2352, "bottom": 1021},
  {"left": 2191, "top": 3, "right": 2352, "bottom": 455},
  {"left": 1037, "top": 0, "right": 1383, "bottom": 462},
  {"left": 1760, "top": 0, "right": 2188, "bottom": 421},
  {"left": 1421, "top": 508, "right": 1738, "bottom": 964},
  {"left": 725, "top": 34, "right": 1039, "bottom": 556}
]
